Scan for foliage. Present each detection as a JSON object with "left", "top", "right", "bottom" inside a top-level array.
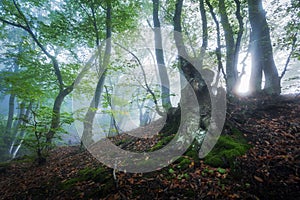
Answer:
[{"left": 20, "top": 105, "right": 74, "bottom": 164}]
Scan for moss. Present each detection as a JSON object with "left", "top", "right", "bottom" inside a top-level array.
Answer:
[
  {"left": 204, "top": 156, "right": 224, "bottom": 167},
  {"left": 60, "top": 167, "right": 111, "bottom": 190},
  {"left": 176, "top": 157, "right": 191, "bottom": 170},
  {"left": 184, "top": 142, "right": 200, "bottom": 162},
  {"left": 204, "top": 133, "right": 250, "bottom": 168},
  {"left": 150, "top": 135, "right": 174, "bottom": 151}
]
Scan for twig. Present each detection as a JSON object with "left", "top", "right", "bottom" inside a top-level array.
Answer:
[
  {"left": 114, "top": 42, "right": 164, "bottom": 116},
  {"left": 113, "top": 162, "right": 118, "bottom": 188}
]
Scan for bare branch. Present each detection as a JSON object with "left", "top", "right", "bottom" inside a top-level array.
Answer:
[
  {"left": 280, "top": 33, "right": 298, "bottom": 80},
  {"left": 114, "top": 42, "right": 164, "bottom": 116},
  {"left": 205, "top": 0, "right": 226, "bottom": 81}
]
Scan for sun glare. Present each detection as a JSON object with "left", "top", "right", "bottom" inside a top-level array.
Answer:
[{"left": 237, "top": 54, "right": 252, "bottom": 95}]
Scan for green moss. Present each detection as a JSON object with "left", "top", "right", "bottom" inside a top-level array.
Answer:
[
  {"left": 204, "top": 133, "right": 250, "bottom": 168},
  {"left": 184, "top": 143, "right": 200, "bottom": 162},
  {"left": 60, "top": 167, "right": 111, "bottom": 190},
  {"left": 176, "top": 157, "right": 191, "bottom": 170},
  {"left": 0, "top": 162, "right": 10, "bottom": 168},
  {"left": 204, "top": 156, "right": 224, "bottom": 167},
  {"left": 150, "top": 135, "right": 174, "bottom": 151}
]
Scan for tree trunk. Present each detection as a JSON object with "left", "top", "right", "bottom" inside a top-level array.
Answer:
[
  {"left": 174, "top": 0, "right": 209, "bottom": 104},
  {"left": 82, "top": 73, "right": 106, "bottom": 145},
  {"left": 206, "top": 0, "right": 225, "bottom": 81},
  {"left": 81, "top": 1, "right": 112, "bottom": 146},
  {"left": 4, "top": 94, "right": 16, "bottom": 145},
  {"left": 153, "top": 0, "right": 172, "bottom": 111},
  {"left": 248, "top": 0, "right": 281, "bottom": 95},
  {"left": 46, "top": 86, "right": 73, "bottom": 143},
  {"left": 219, "top": 0, "right": 238, "bottom": 94},
  {"left": 10, "top": 101, "right": 32, "bottom": 158}
]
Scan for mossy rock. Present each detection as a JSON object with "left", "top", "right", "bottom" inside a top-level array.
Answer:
[{"left": 204, "top": 134, "right": 250, "bottom": 168}]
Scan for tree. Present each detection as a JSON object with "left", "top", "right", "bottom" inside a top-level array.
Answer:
[
  {"left": 152, "top": 0, "right": 172, "bottom": 111},
  {"left": 0, "top": 0, "right": 88, "bottom": 145},
  {"left": 209, "top": 0, "right": 244, "bottom": 95},
  {"left": 80, "top": 0, "right": 141, "bottom": 145},
  {"left": 81, "top": 0, "right": 112, "bottom": 146},
  {"left": 218, "top": 0, "right": 237, "bottom": 94},
  {"left": 248, "top": 0, "right": 281, "bottom": 95},
  {"left": 173, "top": 0, "right": 209, "bottom": 104}
]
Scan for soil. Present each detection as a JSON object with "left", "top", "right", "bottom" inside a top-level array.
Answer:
[{"left": 0, "top": 94, "right": 299, "bottom": 199}]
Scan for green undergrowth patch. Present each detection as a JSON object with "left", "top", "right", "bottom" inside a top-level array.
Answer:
[
  {"left": 60, "top": 167, "right": 112, "bottom": 191},
  {"left": 150, "top": 134, "right": 175, "bottom": 151},
  {"left": 176, "top": 157, "right": 192, "bottom": 170},
  {"left": 203, "top": 129, "right": 250, "bottom": 168},
  {"left": 59, "top": 166, "right": 115, "bottom": 198}
]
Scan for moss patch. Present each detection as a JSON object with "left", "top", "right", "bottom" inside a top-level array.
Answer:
[
  {"left": 176, "top": 157, "right": 192, "bottom": 170},
  {"left": 60, "top": 167, "right": 111, "bottom": 190},
  {"left": 150, "top": 135, "right": 174, "bottom": 151},
  {"left": 204, "top": 132, "right": 250, "bottom": 168}
]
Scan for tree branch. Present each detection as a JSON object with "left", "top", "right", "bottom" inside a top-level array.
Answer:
[
  {"left": 0, "top": 17, "right": 27, "bottom": 30},
  {"left": 205, "top": 0, "right": 226, "bottom": 81},
  {"left": 280, "top": 33, "right": 298, "bottom": 80},
  {"left": 173, "top": 0, "right": 189, "bottom": 59},
  {"left": 114, "top": 42, "right": 164, "bottom": 116},
  {"left": 2, "top": 0, "right": 65, "bottom": 89}
]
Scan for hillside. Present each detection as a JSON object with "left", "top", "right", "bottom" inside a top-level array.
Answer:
[{"left": 0, "top": 95, "right": 299, "bottom": 199}]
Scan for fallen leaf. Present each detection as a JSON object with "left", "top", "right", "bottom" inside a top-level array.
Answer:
[{"left": 254, "top": 175, "right": 263, "bottom": 183}]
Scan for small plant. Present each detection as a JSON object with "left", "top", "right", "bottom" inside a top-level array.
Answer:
[
  {"left": 168, "top": 168, "right": 175, "bottom": 174},
  {"left": 21, "top": 105, "right": 73, "bottom": 164},
  {"left": 217, "top": 167, "right": 226, "bottom": 174}
]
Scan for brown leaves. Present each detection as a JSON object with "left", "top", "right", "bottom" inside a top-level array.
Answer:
[{"left": 1, "top": 95, "right": 300, "bottom": 199}]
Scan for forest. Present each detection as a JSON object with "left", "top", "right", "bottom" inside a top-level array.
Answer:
[{"left": 0, "top": 0, "right": 299, "bottom": 199}]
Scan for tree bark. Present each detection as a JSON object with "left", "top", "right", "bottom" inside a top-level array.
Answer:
[
  {"left": 219, "top": 0, "right": 237, "bottom": 94},
  {"left": 153, "top": 0, "right": 172, "bottom": 111},
  {"left": 46, "top": 86, "right": 73, "bottom": 143},
  {"left": 4, "top": 94, "right": 16, "bottom": 145},
  {"left": 10, "top": 101, "right": 32, "bottom": 158},
  {"left": 173, "top": 0, "right": 209, "bottom": 103},
  {"left": 248, "top": 0, "right": 281, "bottom": 95},
  {"left": 82, "top": 1, "right": 112, "bottom": 146}
]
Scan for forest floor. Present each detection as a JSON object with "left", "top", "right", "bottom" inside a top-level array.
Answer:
[{"left": 0, "top": 94, "right": 299, "bottom": 200}]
